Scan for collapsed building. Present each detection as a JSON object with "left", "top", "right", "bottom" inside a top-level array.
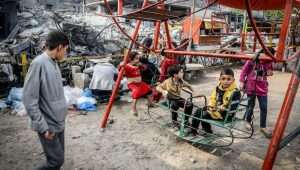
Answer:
[{"left": 0, "top": 0, "right": 131, "bottom": 95}]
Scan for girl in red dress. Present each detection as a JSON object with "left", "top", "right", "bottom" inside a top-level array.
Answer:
[
  {"left": 159, "top": 54, "right": 178, "bottom": 82},
  {"left": 123, "top": 52, "right": 153, "bottom": 116}
]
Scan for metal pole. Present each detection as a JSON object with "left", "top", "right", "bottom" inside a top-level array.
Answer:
[
  {"left": 269, "top": 22, "right": 275, "bottom": 47},
  {"left": 262, "top": 73, "right": 300, "bottom": 170},
  {"left": 118, "top": 0, "right": 123, "bottom": 15},
  {"left": 159, "top": 49, "right": 284, "bottom": 62},
  {"left": 164, "top": 21, "right": 173, "bottom": 49},
  {"left": 253, "top": 35, "right": 257, "bottom": 52},
  {"left": 241, "top": 11, "right": 247, "bottom": 52},
  {"left": 244, "top": 0, "right": 276, "bottom": 60},
  {"left": 279, "top": 126, "right": 300, "bottom": 150},
  {"left": 275, "top": 0, "right": 294, "bottom": 61},
  {"left": 187, "top": 0, "right": 195, "bottom": 51},
  {"left": 153, "top": 21, "right": 161, "bottom": 50},
  {"left": 99, "top": 0, "right": 148, "bottom": 129}
]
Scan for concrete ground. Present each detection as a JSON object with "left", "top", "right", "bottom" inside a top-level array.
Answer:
[{"left": 1, "top": 67, "right": 300, "bottom": 170}]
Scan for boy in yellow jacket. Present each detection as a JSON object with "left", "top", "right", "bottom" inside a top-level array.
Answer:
[{"left": 193, "top": 68, "right": 240, "bottom": 134}]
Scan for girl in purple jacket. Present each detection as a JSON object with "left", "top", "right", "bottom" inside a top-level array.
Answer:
[{"left": 239, "top": 48, "right": 275, "bottom": 138}]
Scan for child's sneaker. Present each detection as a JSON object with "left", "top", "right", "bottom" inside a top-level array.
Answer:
[
  {"left": 260, "top": 128, "right": 272, "bottom": 139},
  {"left": 131, "top": 110, "right": 138, "bottom": 117}
]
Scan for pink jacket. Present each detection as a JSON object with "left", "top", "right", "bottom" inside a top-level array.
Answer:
[{"left": 239, "top": 61, "right": 273, "bottom": 96}]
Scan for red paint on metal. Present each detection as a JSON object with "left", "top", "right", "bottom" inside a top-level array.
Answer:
[
  {"left": 117, "top": 0, "right": 123, "bottom": 15},
  {"left": 164, "top": 21, "right": 173, "bottom": 49},
  {"left": 253, "top": 35, "right": 257, "bottom": 52},
  {"left": 276, "top": 0, "right": 294, "bottom": 61},
  {"left": 100, "top": 0, "right": 148, "bottom": 128},
  {"left": 153, "top": 21, "right": 161, "bottom": 50},
  {"left": 262, "top": 74, "right": 300, "bottom": 170},
  {"left": 160, "top": 49, "right": 285, "bottom": 62},
  {"left": 244, "top": 0, "right": 276, "bottom": 61}
]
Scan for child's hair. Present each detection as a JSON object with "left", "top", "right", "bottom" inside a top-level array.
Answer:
[
  {"left": 220, "top": 68, "right": 234, "bottom": 77},
  {"left": 168, "top": 65, "right": 182, "bottom": 77},
  {"left": 129, "top": 52, "right": 139, "bottom": 61},
  {"left": 45, "top": 30, "right": 69, "bottom": 50}
]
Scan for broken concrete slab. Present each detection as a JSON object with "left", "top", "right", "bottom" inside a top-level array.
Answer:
[
  {"left": 18, "top": 26, "right": 44, "bottom": 38},
  {"left": 6, "top": 24, "right": 20, "bottom": 41}
]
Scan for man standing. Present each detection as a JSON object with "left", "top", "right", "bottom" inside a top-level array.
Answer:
[{"left": 23, "top": 30, "right": 69, "bottom": 170}]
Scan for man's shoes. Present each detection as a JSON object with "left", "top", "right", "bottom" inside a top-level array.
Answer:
[{"left": 260, "top": 128, "right": 272, "bottom": 139}]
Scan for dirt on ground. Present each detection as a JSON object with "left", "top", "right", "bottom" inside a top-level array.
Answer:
[{"left": 1, "top": 68, "right": 300, "bottom": 170}]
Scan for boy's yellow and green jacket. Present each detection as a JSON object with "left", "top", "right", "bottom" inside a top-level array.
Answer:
[{"left": 208, "top": 81, "right": 238, "bottom": 119}]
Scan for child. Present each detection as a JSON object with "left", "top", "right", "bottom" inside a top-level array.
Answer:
[
  {"left": 123, "top": 52, "right": 153, "bottom": 116},
  {"left": 196, "top": 68, "right": 240, "bottom": 134},
  {"left": 158, "top": 52, "right": 178, "bottom": 82},
  {"left": 156, "top": 65, "right": 195, "bottom": 130},
  {"left": 239, "top": 48, "right": 274, "bottom": 138}
]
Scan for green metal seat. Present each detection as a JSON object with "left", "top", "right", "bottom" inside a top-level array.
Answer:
[{"left": 147, "top": 89, "right": 254, "bottom": 147}]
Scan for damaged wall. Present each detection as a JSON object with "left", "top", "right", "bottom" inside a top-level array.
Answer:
[{"left": 20, "top": 0, "right": 37, "bottom": 8}]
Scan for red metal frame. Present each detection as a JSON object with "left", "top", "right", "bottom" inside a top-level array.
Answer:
[
  {"left": 253, "top": 35, "right": 257, "bottom": 52},
  {"left": 100, "top": 0, "right": 148, "bottom": 128},
  {"left": 262, "top": 74, "right": 300, "bottom": 170},
  {"left": 153, "top": 21, "right": 161, "bottom": 50},
  {"left": 118, "top": 0, "right": 123, "bottom": 15},
  {"left": 99, "top": 1, "right": 300, "bottom": 169},
  {"left": 164, "top": 21, "right": 173, "bottom": 49},
  {"left": 159, "top": 49, "right": 284, "bottom": 62},
  {"left": 244, "top": 0, "right": 276, "bottom": 60},
  {"left": 275, "top": 0, "right": 294, "bottom": 61}
]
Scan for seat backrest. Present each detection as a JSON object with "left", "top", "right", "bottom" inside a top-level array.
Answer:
[{"left": 223, "top": 89, "right": 241, "bottom": 123}]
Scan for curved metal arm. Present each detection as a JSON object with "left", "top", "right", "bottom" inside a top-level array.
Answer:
[{"left": 244, "top": 0, "right": 276, "bottom": 61}]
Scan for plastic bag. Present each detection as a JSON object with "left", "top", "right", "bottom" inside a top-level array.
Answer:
[
  {"left": 76, "top": 96, "right": 97, "bottom": 111},
  {"left": 0, "top": 100, "right": 8, "bottom": 109},
  {"left": 82, "top": 88, "right": 93, "bottom": 97},
  {"left": 64, "top": 86, "right": 83, "bottom": 106},
  {"left": 11, "top": 101, "right": 27, "bottom": 116},
  {"left": 7, "top": 87, "right": 23, "bottom": 103}
]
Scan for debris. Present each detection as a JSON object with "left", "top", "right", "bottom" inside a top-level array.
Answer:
[
  {"left": 18, "top": 26, "right": 44, "bottom": 38},
  {"left": 73, "top": 73, "right": 89, "bottom": 89},
  {"left": 76, "top": 96, "right": 97, "bottom": 111},
  {"left": 0, "top": 100, "right": 8, "bottom": 110},
  {"left": 64, "top": 86, "right": 83, "bottom": 106},
  {"left": 108, "top": 119, "right": 114, "bottom": 124},
  {"left": 18, "top": 12, "right": 33, "bottom": 18},
  {"left": 190, "top": 158, "right": 197, "bottom": 164},
  {"left": 210, "top": 148, "right": 218, "bottom": 154},
  {"left": 7, "top": 87, "right": 23, "bottom": 103},
  {"left": 6, "top": 24, "right": 20, "bottom": 40},
  {"left": 72, "top": 136, "right": 81, "bottom": 139},
  {"left": 11, "top": 101, "right": 27, "bottom": 116},
  {"left": 222, "top": 149, "right": 233, "bottom": 156}
]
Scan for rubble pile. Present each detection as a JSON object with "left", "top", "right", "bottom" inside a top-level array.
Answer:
[{"left": 0, "top": 5, "right": 130, "bottom": 63}]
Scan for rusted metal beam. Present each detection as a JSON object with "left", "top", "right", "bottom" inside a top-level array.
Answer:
[
  {"left": 117, "top": 0, "right": 123, "bottom": 15},
  {"left": 99, "top": 0, "right": 148, "bottom": 129},
  {"left": 262, "top": 73, "right": 300, "bottom": 170},
  {"left": 158, "top": 49, "right": 284, "bottom": 62},
  {"left": 275, "top": 0, "right": 294, "bottom": 61},
  {"left": 153, "top": 21, "right": 161, "bottom": 50}
]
